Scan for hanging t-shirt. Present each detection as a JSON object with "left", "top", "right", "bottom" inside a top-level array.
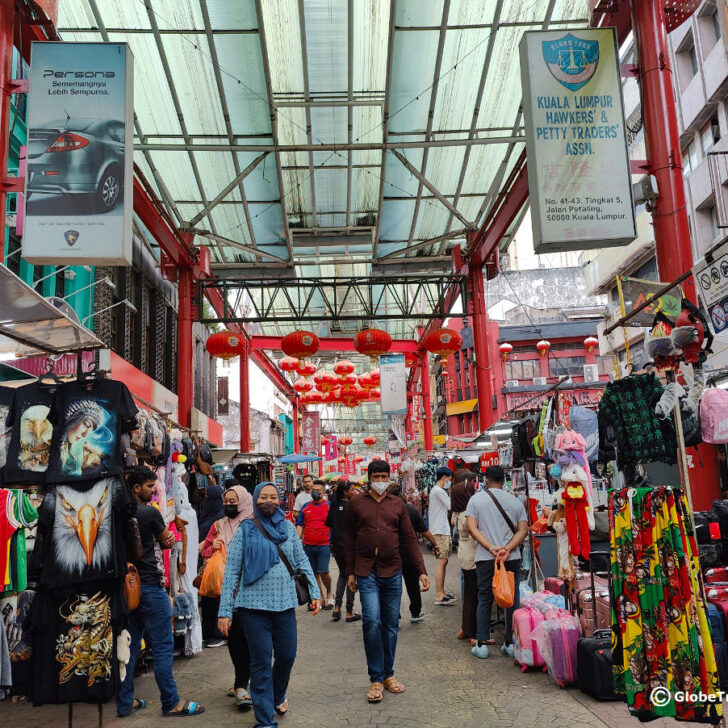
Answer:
[
  {"left": 8, "top": 589, "right": 34, "bottom": 697},
  {"left": 1, "top": 491, "right": 38, "bottom": 594},
  {"left": 0, "top": 386, "right": 13, "bottom": 471},
  {"left": 0, "top": 491, "right": 18, "bottom": 591},
  {"left": 36, "top": 477, "right": 134, "bottom": 589},
  {"left": 45, "top": 379, "right": 138, "bottom": 484},
  {"left": 3, "top": 381, "right": 59, "bottom": 485},
  {"left": 135, "top": 504, "right": 166, "bottom": 586}
]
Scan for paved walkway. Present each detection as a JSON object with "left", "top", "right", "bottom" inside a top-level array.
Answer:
[{"left": 4, "top": 551, "right": 697, "bottom": 728}]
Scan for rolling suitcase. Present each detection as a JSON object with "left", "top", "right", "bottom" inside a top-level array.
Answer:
[
  {"left": 576, "top": 629, "right": 618, "bottom": 701},
  {"left": 706, "top": 567, "right": 728, "bottom": 584},
  {"left": 545, "top": 577, "right": 565, "bottom": 596},
  {"left": 707, "top": 603, "right": 728, "bottom": 690},
  {"left": 536, "top": 614, "right": 581, "bottom": 688},
  {"left": 512, "top": 607, "right": 547, "bottom": 671}
]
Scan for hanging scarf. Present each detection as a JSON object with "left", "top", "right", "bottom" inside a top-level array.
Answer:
[
  {"left": 242, "top": 482, "right": 289, "bottom": 586},
  {"left": 216, "top": 485, "right": 253, "bottom": 546}
]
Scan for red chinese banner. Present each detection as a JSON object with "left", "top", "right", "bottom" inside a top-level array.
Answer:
[
  {"left": 325, "top": 435, "right": 338, "bottom": 462},
  {"left": 301, "top": 411, "right": 321, "bottom": 455}
]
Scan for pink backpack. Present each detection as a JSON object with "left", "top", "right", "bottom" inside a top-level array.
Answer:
[{"left": 700, "top": 388, "right": 728, "bottom": 444}]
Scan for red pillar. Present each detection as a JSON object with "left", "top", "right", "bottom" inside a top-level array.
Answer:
[
  {"left": 631, "top": 0, "right": 695, "bottom": 295},
  {"left": 468, "top": 267, "right": 495, "bottom": 431},
  {"left": 177, "top": 266, "right": 194, "bottom": 428},
  {"left": 239, "top": 343, "right": 250, "bottom": 452},
  {"left": 420, "top": 354, "right": 434, "bottom": 451},
  {"left": 0, "top": 0, "right": 15, "bottom": 261}
]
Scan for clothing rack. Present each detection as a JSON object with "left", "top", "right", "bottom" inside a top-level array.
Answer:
[{"left": 68, "top": 702, "right": 103, "bottom": 728}]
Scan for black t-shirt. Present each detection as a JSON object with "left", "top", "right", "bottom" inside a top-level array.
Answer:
[
  {"left": 135, "top": 504, "right": 166, "bottom": 586},
  {"left": 36, "top": 477, "right": 133, "bottom": 589},
  {"left": 45, "top": 379, "right": 138, "bottom": 484},
  {"left": 3, "top": 382, "right": 59, "bottom": 485},
  {"left": 402, "top": 503, "right": 427, "bottom": 567}
]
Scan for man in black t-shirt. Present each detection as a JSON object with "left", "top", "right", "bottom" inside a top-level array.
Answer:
[
  {"left": 116, "top": 467, "right": 205, "bottom": 718},
  {"left": 389, "top": 483, "right": 440, "bottom": 623}
]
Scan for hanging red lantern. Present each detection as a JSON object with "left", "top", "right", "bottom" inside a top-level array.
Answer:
[
  {"left": 337, "top": 456, "right": 346, "bottom": 464},
  {"left": 206, "top": 331, "right": 245, "bottom": 360},
  {"left": 281, "top": 330, "right": 320, "bottom": 366},
  {"left": 499, "top": 342, "right": 513, "bottom": 361},
  {"left": 307, "top": 390, "right": 325, "bottom": 404},
  {"left": 370, "top": 369, "right": 381, "bottom": 386},
  {"left": 354, "top": 328, "right": 393, "bottom": 363},
  {"left": 358, "top": 372, "right": 372, "bottom": 389},
  {"left": 584, "top": 336, "right": 599, "bottom": 354},
  {"left": 355, "top": 456, "right": 364, "bottom": 463},
  {"left": 296, "top": 361, "right": 317, "bottom": 378},
  {"left": 421, "top": 327, "right": 462, "bottom": 367},
  {"left": 404, "top": 351, "right": 419, "bottom": 368},
  {"left": 363, "top": 435, "right": 377, "bottom": 447},
  {"left": 338, "top": 435, "right": 353, "bottom": 447},
  {"left": 279, "top": 355, "right": 299, "bottom": 372},
  {"left": 369, "top": 387, "right": 381, "bottom": 400},
  {"left": 445, "top": 378, "right": 455, "bottom": 392},
  {"left": 537, "top": 340, "right": 551, "bottom": 357},
  {"left": 333, "top": 359, "right": 356, "bottom": 378},
  {"left": 293, "top": 378, "right": 313, "bottom": 394},
  {"left": 313, "top": 371, "right": 331, "bottom": 392},
  {"left": 339, "top": 373, "right": 358, "bottom": 391}
]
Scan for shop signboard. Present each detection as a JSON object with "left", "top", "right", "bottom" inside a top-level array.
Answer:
[
  {"left": 23, "top": 42, "right": 134, "bottom": 265},
  {"left": 380, "top": 354, "right": 407, "bottom": 415},
  {"left": 520, "top": 29, "right": 636, "bottom": 253},
  {"left": 301, "top": 410, "right": 320, "bottom": 455},
  {"left": 506, "top": 387, "right": 603, "bottom": 411},
  {"left": 479, "top": 451, "right": 499, "bottom": 472},
  {"left": 694, "top": 241, "right": 728, "bottom": 335}
]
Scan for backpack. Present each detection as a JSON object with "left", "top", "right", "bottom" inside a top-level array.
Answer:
[{"left": 700, "top": 388, "right": 728, "bottom": 444}]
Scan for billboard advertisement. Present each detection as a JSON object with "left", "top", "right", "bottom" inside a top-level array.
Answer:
[
  {"left": 23, "top": 42, "right": 134, "bottom": 265},
  {"left": 380, "top": 354, "right": 407, "bottom": 415},
  {"left": 520, "top": 29, "right": 636, "bottom": 253}
]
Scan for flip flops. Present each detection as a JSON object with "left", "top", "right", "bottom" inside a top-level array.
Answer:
[{"left": 162, "top": 700, "right": 205, "bottom": 717}]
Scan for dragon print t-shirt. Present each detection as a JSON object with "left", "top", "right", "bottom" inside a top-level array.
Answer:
[
  {"left": 44, "top": 380, "right": 138, "bottom": 485},
  {"left": 2, "top": 382, "right": 59, "bottom": 485}
]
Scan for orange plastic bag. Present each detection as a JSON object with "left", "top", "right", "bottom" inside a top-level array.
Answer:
[
  {"left": 493, "top": 560, "right": 514, "bottom": 608},
  {"left": 199, "top": 544, "right": 226, "bottom": 598}
]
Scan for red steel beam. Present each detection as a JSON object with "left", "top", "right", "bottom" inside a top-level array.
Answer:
[
  {"left": 590, "top": 0, "right": 633, "bottom": 45},
  {"left": 249, "top": 335, "right": 419, "bottom": 353}
]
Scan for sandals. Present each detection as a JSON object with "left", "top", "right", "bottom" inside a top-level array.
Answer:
[
  {"left": 226, "top": 688, "right": 236, "bottom": 697},
  {"left": 162, "top": 700, "right": 205, "bottom": 717},
  {"left": 345, "top": 613, "right": 361, "bottom": 623},
  {"left": 235, "top": 688, "right": 252, "bottom": 708},
  {"left": 332, "top": 609, "right": 342, "bottom": 622},
  {"left": 383, "top": 677, "right": 405, "bottom": 694},
  {"left": 367, "top": 682, "right": 384, "bottom": 703},
  {"left": 275, "top": 698, "right": 289, "bottom": 716}
]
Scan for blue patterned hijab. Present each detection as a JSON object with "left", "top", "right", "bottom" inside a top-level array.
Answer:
[{"left": 241, "top": 482, "right": 289, "bottom": 585}]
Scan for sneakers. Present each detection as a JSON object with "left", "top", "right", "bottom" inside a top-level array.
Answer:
[
  {"left": 205, "top": 639, "right": 226, "bottom": 648},
  {"left": 410, "top": 611, "right": 425, "bottom": 623},
  {"left": 501, "top": 643, "right": 515, "bottom": 658},
  {"left": 471, "top": 643, "right": 489, "bottom": 659},
  {"left": 435, "top": 595, "right": 457, "bottom": 606}
]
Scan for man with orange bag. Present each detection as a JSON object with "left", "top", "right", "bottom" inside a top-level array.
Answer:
[{"left": 465, "top": 465, "right": 528, "bottom": 660}]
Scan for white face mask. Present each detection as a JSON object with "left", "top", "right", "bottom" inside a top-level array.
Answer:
[
  {"left": 442, "top": 481, "right": 451, "bottom": 490},
  {"left": 370, "top": 480, "right": 389, "bottom": 495}
]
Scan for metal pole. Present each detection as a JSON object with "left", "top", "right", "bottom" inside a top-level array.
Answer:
[
  {"left": 522, "top": 464, "right": 538, "bottom": 591},
  {"left": 0, "top": 0, "right": 14, "bottom": 262},
  {"left": 177, "top": 266, "right": 194, "bottom": 428},
  {"left": 631, "top": 0, "right": 695, "bottom": 299},
  {"left": 240, "top": 343, "right": 250, "bottom": 453},
  {"left": 468, "top": 265, "right": 495, "bottom": 431},
  {"left": 420, "top": 353, "right": 434, "bottom": 451},
  {"left": 292, "top": 399, "right": 300, "bottom": 454}
]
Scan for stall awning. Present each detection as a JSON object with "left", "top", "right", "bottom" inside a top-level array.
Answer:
[
  {"left": 0, "top": 265, "right": 103, "bottom": 354},
  {"left": 446, "top": 399, "right": 478, "bottom": 416}
]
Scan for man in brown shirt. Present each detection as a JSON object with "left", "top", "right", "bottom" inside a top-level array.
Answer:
[{"left": 344, "top": 460, "right": 429, "bottom": 703}]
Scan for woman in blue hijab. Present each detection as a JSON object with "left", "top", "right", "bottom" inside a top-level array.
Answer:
[{"left": 218, "top": 482, "right": 321, "bottom": 727}]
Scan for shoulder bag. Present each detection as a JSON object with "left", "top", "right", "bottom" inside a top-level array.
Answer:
[
  {"left": 123, "top": 563, "right": 141, "bottom": 610},
  {"left": 252, "top": 518, "right": 310, "bottom": 606},
  {"left": 484, "top": 488, "right": 524, "bottom": 558}
]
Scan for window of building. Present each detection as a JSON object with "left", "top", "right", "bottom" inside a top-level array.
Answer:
[
  {"left": 688, "top": 36, "right": 699, "bottom": 75},
  {"left": 702, "top": 116, "right": 721, "bottom": 154},
  {"left": 712, "top": 8, "right": 722, "bottom": 41},
  {"left": 597, "top": 356, "right": 614, "bottom": 377},
  {"left": 710, "top": 205, "right": 720, "bottom": 241},
  {"left": 504, "top": 359, "right": 539, "bottom": 381},
  {"left": 549, "top": 356, "right": 586, "bottom": 377}
]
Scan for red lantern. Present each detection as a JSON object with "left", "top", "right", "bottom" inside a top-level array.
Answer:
[
  {"left": 279, "top": 355, "right": 299, "bottom": 373},
  {"left": 584, "top": 336, "right": 599, "bottom": 354},
  {"left": 338, "top": 435, "right": 353, "bottom": 447},
  {"left": 370, "top": 369, "right": 380, "bottom": 386},
  {"left": 333, "top": 359, "right": 356, "bottom": 378},
  {"left": 421, "top": 327, "right": 462, "bottom": 367},
  {"left": 358, "top": 372, "right": 372, "bottom": 389},
  {"left": 338, "top": 456, "right": 346, "bottom": 464},
  {"left": 296, "top": 361, "right": 317, "bottom": 378},
  {"left": 314, "top": 371, "right": 331, "bottom": 391},
  {"left": 281, "top": 330, "right": 320, "bottom": 365},
  {"left": 339, "top": 373, "right": 357, "bottom": 391},
  {"left": 404, "top": 352, "right": 419, "bottom": 368},
  {"left": 363, "top": 435, "right": 377, "bottom": 447},
  {"left": 307, "top": 390, "right": 325, "bottom": 404},
  {"left": 445, "top": 378, "right": 455, "bottom": 392},
  {"left": 537, "top": 340, "right": 551, "bottom": 357},
  {"left": 293, "top": 378, "right": 313, "bottom": 394},
  {"left": 355, "top": 456, "right": 364, "bottom": 463},
  {"left": 499, "top": 342, "right": 513, "bottom": 361},
  {"left": 205, "top": 331, "right": 245, "bottom": 360},
  {"left": 369, "top": 387, "right": 381, "bottom": 400},
  {"left": 354, "top": 328, "right": 393, "bottom": 363}
]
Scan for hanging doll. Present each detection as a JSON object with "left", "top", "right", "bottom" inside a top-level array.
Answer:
[
  {"left": 671, "top": 297, "right": 713, "bottom": 366},
  {"left": 558, "top": 462, "right": 593, "bottom": 559},
  {"left": 547, "top": 498, "right": 575, "bottom": 581}
]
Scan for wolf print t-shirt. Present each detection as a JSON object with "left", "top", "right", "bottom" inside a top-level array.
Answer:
[
  {"left": 3, "top": 382, "right": 60, "bottom": 485},
  {"left": 44, "top": 380, "right": 138, "bottom": 484}
]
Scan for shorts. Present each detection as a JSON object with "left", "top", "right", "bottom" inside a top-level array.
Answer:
[
  {"left": 433, "top": 534, "right": 452, "bottom": 560},
  {"left": 304, "top": 544, "right": 331, "bottom": 573}
]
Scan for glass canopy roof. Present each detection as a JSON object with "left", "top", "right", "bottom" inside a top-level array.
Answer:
[{"left": 57, "top": 0, "right": 590, "bottom": 337}]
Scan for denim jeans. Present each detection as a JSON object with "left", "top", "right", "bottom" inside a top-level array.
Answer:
[
  {"left": 241, "top": 608, "right": 297, "bottom": 728},
  {"left": 475, "top": 559, "right": 521, "bottom": 645},
  {"left": 116, "top": 584, "right": 180, "bottom": 716},
  {"left": 357, "top": 571, "right": 402, "bottom": 683}
]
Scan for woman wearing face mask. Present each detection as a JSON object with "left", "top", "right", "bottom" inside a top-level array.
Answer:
[{"left": 218, "top": 482, "right": 321, "bottom": 727}]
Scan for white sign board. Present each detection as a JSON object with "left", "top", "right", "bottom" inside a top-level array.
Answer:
[
  {"left": 693, "top": 240, "right": 728, "bottom": 335},
  {"left": 23, "top": 42, "right": 134, "bottom": 265},
  {"left": 379, "top": 354, "right": 407, "bottom": 415},
  {"left": 520, "top": 29, "right": 636, "bottom": 253}
]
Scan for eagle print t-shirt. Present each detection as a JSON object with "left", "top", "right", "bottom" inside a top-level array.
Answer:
[
  {"left": 45, "top": 380, "right": 138, "bottom": 484},
  {"left": 3, "top": 382, "right": 59, "bottom": 485}
]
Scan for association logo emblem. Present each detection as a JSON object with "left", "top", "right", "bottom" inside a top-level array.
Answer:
[
  {"left": 542, "top": 34, "right": 599, "bottom": 91},
  {"left": 64, "top": 230, "right": 80, "bottom": 247}
]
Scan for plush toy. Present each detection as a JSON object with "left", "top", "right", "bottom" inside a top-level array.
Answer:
[
  {"left": 671, "top": 298, "right": 713, "bottom": 365},
  {"left": 559, "top": 463, "right": 593, "bottom": 558},
  {"left": 547, "top": 499, "right": 574, "bottom": 581},
  {"left": 117, "top": 629, "right": 131, "bottom": 681},
  {"left": 646, "top": 312, "right": 679, "bottom": 370}
]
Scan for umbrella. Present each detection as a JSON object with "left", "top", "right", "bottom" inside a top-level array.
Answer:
[
  {"left": 323, "top": 472, "right": 344, "bottom": 481},
  {"left": 278, "top": 453, "right": 322, "bottom": 464}
]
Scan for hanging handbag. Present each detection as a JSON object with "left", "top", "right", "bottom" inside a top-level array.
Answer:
[
  {"left": 124, "top": 563, "right": 141, "bottom": 610},
  {"left": 252, "top": 518, "right": 310, "bottom": 605}
]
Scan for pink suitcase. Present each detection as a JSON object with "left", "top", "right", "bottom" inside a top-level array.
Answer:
[
  {"left": 707, "top": 586, "right": 728, "bottom": 601},
  {"left": 545, "top": 577, "right": 565, "bottom": 596},
  {"left": 512, "top": 607, "right": 547, "bottom": 671},
  {"left": 578, "top": 587, "right": 611, "bottom": 637},
  {"left": 706, "top": 568, "right": 728, "bottom": 584},
  {"left": 535, "top": 614, "right": 581, "bottom": 688}
]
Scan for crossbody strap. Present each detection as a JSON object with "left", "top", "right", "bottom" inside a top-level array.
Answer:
[
  {"left": 485, "top": 488, "right": 517, "bottom": 535},
  {"left": 252, "top": 518, "right": 295, "bottom": 577}
]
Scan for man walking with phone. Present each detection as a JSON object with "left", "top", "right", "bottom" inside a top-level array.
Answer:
[{"left": 465, "top": 466, "right": 528, "bottom": 660}]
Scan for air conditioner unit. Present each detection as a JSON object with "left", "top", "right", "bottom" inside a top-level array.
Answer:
[
  {"left": 506, "top": 380, "right": 519, "bottom": 388},
  {"left": 583, "top": 364, "right": 599, "bottom": 383},
  {"left": 533, "top": 377, "right": 547, "bottom": 386}
]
